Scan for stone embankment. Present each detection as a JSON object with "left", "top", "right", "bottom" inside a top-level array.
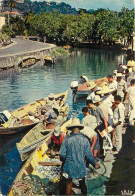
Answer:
[{"left": 0, "top": 38, "right": 56, "bottom": 69}]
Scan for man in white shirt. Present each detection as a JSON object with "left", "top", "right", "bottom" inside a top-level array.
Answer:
[
  {"left": 116, "top": 73, "right": 128, "bottom": 102},
  {"left": 125, "top": 79, "right": 135, "bottom": 110},
  {"left": 82, "top": 107, "right": 97, "bottom": 130},
  {"left": 107, "top": 75, "right": 118, "bottom": 90},
  {"left": 96, "top": 86, "right": 115, "bottom": 126},
  {"left": 113, "top": 95, "right": 125, "bottom": 153},
  {"left": 82, "top": 107, "right": 99, "bottom": 158}
]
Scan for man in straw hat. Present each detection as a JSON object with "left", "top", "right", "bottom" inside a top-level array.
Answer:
[
  {"left": 116, "top": 73, "right": 128, "bottom": 102},
  {"left": 50, "top": 125, "right": 66, "bottom": 155},
  {"left": 59, "top": 118, "right": 96, "bottom": 195},
  {"left": 86, "top": 82, "right": 102, "bottom": 101}
]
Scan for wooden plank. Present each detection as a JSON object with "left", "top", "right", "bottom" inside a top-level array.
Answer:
[{"left": 38, "top": 161, "right": 62, "bottom": 166}]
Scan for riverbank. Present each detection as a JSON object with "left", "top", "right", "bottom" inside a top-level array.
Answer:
[{"left": 0, "top": 38, "right": 56, "bottom": 70}]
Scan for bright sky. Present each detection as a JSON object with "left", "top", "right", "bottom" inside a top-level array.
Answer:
[{"left": 44, "top": 0, "right": 134, "bottom": 11}]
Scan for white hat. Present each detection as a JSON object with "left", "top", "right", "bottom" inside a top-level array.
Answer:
[
  {"left": 116, "top": 73, "right": 124, "bottom": 77},
  {"left": 54, "top": 125, "right": 61, "bottom": 137},
  {"left": 113, "top": 70, "right": 118, "bottom": 74},
  {"left": 48, "top": 93, "right": 55, "bottom": 99},
  {"left": 53, "top": 104, "right": 60, "bottom": 111},
  {"left": 93, "top": 95, "right": 102, "bottom": 103},
  {"left": 96, "top": 86, "right": 115, "bottom": 95},
  {"left": 66, "top": 118, "right": 84, "bottom": 130},
  {"left": 87, "top": 82, "right": 97, "bottom": 90}
]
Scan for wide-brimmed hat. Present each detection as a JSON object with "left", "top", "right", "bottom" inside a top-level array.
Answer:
[
  {"left": 96, "top": 86, "right": 115, "bottom": 95},
  {"left": 93, "top": 95, "right": 102, "bottom": 103},
  {"left": 87, "top": 82, "right": 97, "bottom": 90},
  {"left": 66, "top": 118, "right": 84, "bottom": 130},
  {"left": 48, "top": 93, "right": 55, "bottom": 99},
  {"left": 116, "top": 73, "right": 124, "bottom": 77},
  {"left": 54, "top": 125, "right": 61, "bottom": 136},
  {"left": 113, "top": 70, "right": 118, "bottom": 74}
]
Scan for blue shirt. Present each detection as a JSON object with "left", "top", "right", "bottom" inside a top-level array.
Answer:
[{"left": 59, "top": 132, "right": 95, "bottom": 179}]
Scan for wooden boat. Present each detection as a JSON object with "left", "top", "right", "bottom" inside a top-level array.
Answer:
[
  {"left": 19, "top": 58, "right": 39, "bottom": 68},
  {"left": 0, "top": 90, "right": 68, "bottom": 135},
  {"left": 8, "top": 118, "right": 108, "bottom": 196},
  {"left": 44, "top": 56, "right": 55, "bottom": 64},
  {"left": 16, "top": 104, "right": 70, "bottom": 161},
  {"left": 71, "top": 77, "right": 108, "bottom": 99},
  {"left": 8, "top": 119, "right": 72, "bottom": 196}
]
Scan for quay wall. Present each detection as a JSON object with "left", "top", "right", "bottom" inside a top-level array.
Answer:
[{"left": 0, "top": 43, "right": 56, "bottom": 69}]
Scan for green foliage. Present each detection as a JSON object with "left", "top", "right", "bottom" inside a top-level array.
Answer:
[
  {"left": 7, "top": 7, "right": 134, "bottom": 46},
  {"left": 51, "top": 46, "right": 68, "bottom": 57},
  {"left": 1, "top": 24, "right": 14, "bottom": 37}
]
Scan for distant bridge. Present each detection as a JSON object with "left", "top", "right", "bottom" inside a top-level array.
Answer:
[{"left": 0, "top": 38, "right": 56, "bottom": 69}]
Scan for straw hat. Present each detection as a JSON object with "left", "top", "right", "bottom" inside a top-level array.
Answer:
[
  {"left": 66, "top": 118, "right": 84, "bottom": 130},
  {"left": 48, "top": 93, "right": 55, "bottom": 99},
  {"left": 54, "top": 125, "right": 61, "bottom": 137},
  {"left": 96, "top": 86, "right": 115, "bottom": 95},
  {"left": 87, "top": 82, "right": 97, "bottom": 90},
  {"left": 116, "top": 73, "right": 124, "bottom": 77},
  {"left": 93, "top": 95, "right": 102, "bottom": 103},
  {"left": 113, "top": 70, "right": 118, "bottom": 74}
]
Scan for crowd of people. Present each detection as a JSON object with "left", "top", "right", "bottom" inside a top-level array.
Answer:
[{"left": 49, "top": 60, "right": 135, "bottom": 195}]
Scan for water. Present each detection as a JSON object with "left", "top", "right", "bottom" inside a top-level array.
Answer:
[{"left": 0, "top": 48, "right": 128, "bottom": 195}]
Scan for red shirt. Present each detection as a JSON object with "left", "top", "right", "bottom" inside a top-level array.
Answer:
[{"left": 51, "top": 132, "right": 66, "bottom": 146}]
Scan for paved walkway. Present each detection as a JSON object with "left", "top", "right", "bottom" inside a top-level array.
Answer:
[{"left": 0, "top": 38, "right": 55, "bottom": 57}]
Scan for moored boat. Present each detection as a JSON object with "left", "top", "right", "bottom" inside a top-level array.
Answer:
[
  {"left": 44, "top": 56, "right": 55, "bottom": 64},
  {"left": 8, "top": 119, "right": 72, "bottom": 196},
  {"left": 0, "top": 90, "right": 68, "bottom": 135},
  {"left": 70, "top": 77, "right": 108, "bottom": 99},
  {"left": 16, "top": 104, "right": 70, "bottom": 161}
]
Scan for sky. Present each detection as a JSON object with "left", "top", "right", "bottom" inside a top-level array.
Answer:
[{"left": 44, "top": 0, "right": 134, "bottom": 11}]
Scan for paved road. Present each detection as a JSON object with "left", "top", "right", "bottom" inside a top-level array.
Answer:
[{"left": 0, "top": 38, "right": 55, "bottom": 57}]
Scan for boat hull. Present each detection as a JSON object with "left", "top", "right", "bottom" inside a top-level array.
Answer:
[{"left": 0, "top": 122, "right": 38, "bottom": 135}]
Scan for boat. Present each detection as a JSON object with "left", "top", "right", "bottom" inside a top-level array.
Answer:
[
  {"left": 70, "top": 77, "right": 108, "bottom": 99},
  {"left": 16, "top": 104, "right": 70, "bottom": 161},
  {"left": 0, "top": 90, "right": 68, "bottom": 135},
  {"left": 44, "top": 56, "right": 55, "bottom": 64},
  {"left": 8, "top": 119, "right": 72, "bottom": 196},
  {"left": 8, "top": 118, "right": 108, "bottom": 196},
  {"left": 19, "top": 58, "right": 39, "bottom": 68}
]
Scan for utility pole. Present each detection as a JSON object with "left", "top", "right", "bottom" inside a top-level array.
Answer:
[{"left": 131, "top": 0, "right": 135, "bottom": 52}]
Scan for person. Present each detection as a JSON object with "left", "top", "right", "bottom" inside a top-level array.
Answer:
[
  {"left": 112, "top": 95, "right": 125, "bottom": 154},
  {"left": 59, "top": 118, "right": 96, "bottom": 195},
  {"left": 117, "top": 64, "right": 124, "bottom": 73},
  {"left": 50, "top": 125, "right": 66, "bottom": 154},
  {"left": 44, "top": 104, "right": 60, "bottom": 122},
  {"left": 87, "top": 82, "right": 102, "bottom": 101},
  {"left": 124, "top": 79, "right": 135, "bottom": 110},
  {"left": 82, "top": 107, "right": 97, "bottom": 130},
  {"left": 96, "top": 86, "right": 115, "bottom": 126},
  {"left": 116, "top": 73, "right": 128, "bottom": 102},
  {"left": 82, "top": 107, "right": 99, "bottom": 158},
  {"left": 86, "top": 99, "right": 108, "bottom": 135},
  {"left": 37, "top": 93, "right": 56, "bottom": 116},
  {"left": 80, "top": 75, "right": 89, "bottom": 83},
  {"left": 107, "top": 75, "right": 118, "bottom": 90}
]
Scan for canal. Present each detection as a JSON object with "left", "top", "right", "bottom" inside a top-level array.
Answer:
[{"left": 0, "top": 48, "right": 130, "bottom": 195}]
